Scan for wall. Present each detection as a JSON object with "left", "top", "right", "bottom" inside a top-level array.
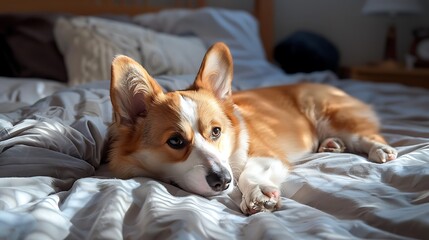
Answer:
[
  {"left": 274, "top": 0, "right": 429, "bottom": 66},
  {"left": 208, "top": 0, "right": 429, "bottom": 67},
  {"left": 206, "top": 0, "right": 252, "bottom": 11}
]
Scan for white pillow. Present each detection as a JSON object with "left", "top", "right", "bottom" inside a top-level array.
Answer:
[
  {"left": 132, "top": 8, "right": 287, "bottom": 90},
  {"left": 54, "top": 17, "right": 206, "bottom": 85}
]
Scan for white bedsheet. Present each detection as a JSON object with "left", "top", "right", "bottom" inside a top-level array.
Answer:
[{"left": 0, "top": 71, "right": 428, "bottom": 239}]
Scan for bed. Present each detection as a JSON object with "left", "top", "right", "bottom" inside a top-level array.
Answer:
[{"left": 0, "top": 1, "right": 428, "bottom": 239}]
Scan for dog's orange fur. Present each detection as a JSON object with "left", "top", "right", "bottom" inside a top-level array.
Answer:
[{"left": 233, "top": 83, "right": 386, "bottom": 164}]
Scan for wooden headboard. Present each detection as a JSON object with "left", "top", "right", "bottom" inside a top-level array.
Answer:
[{"left": 0, "top": 0, "right": 274, "bottom": 60}]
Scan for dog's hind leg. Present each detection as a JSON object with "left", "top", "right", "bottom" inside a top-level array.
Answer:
[
  {"left": 318, "top": 134, "right": 397, "bottom": 163},
  {"left": 318, "top": 137, "right": 346, "bottom": 153},
  {"left": 316, "top": 99, "right": 397, "bottom": 163},
  {"left": 296, "top": 83, "right": 397, "bottom": 163},
  {"left": 341, "top": 134, "right": 397, "bottom": 163}
]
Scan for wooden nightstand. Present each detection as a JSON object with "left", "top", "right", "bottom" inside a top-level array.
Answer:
[{"left": 348, "top": 65, "right": 429, "bottom": 89}]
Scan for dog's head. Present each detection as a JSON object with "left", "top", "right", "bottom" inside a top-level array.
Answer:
[{"left": 108, "top": 42, "right": 241, "bottom": 196}]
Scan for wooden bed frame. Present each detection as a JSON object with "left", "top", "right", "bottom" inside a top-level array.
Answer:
[{"left": 0, "top": 0, "right": 274, "bottom": 60}]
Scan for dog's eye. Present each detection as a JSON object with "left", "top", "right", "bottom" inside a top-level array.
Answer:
[
  {"left": 167, "top": 134, "right": 187, "bottom": 149},
  {"left": 211, "top": 127, "right": 221, "bottom": 140}
]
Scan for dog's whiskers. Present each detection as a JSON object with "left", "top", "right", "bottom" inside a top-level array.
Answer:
[{"left": 157, "top": 165, "right": 205, "bottom": 184}]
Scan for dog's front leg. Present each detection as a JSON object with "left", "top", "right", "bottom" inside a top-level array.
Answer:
[{"left": 238, "top": 157, "right": 288, "bottom": 215}]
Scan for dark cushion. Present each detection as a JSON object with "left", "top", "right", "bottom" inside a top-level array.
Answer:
[
  {"left": 274, "top": 31, "right": 340, "bottom": 74},
  {"left": 0, "top": 14, "right": 68, "bottom": 82}
]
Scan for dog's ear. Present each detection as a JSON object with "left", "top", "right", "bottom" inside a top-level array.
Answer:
[
  {"left": 194, "top": 42, "right": 233, "bottom": 100},
  {"left": 110, "top": 55, "right": 163, "bottom": 125}
]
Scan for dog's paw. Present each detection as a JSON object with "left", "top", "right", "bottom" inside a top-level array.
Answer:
[
  {"left": 369, "top": 144, "right": 398, "bottom": 163},
  {"left": 318, "top": 137, "right": 346, "bottom": 153},
  {"left": 240, "top": 185, "right": 280, "bottom": 215}
]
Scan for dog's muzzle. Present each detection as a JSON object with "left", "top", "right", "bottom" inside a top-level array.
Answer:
[{"left": 205, "top": 167, "right": 232, "bottom": 192}]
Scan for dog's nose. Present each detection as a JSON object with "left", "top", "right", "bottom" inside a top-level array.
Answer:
[{"left": 205, "top": 170, "right": 232, "bottom": 192}]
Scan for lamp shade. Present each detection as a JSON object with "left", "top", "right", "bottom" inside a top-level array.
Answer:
[{"left": 362, "top": 0, "right": 423, "bottom": 16}]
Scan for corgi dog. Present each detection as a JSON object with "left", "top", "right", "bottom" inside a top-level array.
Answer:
[{"left": 108, "top": 42, "right": 397, "bottom": 215}]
